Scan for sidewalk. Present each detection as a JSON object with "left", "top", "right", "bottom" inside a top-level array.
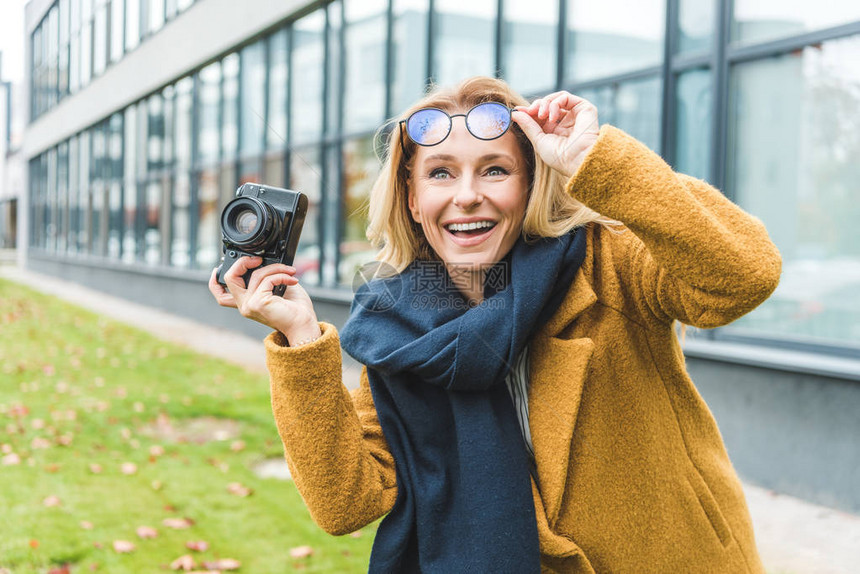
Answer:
[{"left": 2, "top": 266, "right": 859, "bottom": 573}]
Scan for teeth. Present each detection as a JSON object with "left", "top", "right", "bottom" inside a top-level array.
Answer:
[{"left": 446, "top": 221, "right": 496, "bottom": 232}]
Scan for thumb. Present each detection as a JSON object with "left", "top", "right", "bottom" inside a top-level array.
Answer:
[{"left": 512, "top": 110, "right": 545, "bottom": 145}]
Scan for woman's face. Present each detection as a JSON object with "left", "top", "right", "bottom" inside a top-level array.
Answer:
[{"left": 407, "top": 113, "right": 529, "bottom": 277}]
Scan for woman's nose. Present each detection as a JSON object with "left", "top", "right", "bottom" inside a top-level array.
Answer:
[{"left": 452, "top": 178, "right": 483, "bottom": 208}]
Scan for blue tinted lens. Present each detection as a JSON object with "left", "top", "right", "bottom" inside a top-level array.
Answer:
[
  {"left": 466, "top": 102, "right": 511, "bottom": 140},
  {"left": 406, "top": 108, "right": 451, "bottom": 146}
]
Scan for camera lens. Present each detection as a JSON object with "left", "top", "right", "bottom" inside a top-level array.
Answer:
[
  {"left": 234, "top": 209, "right": 259, "bottom": 235},
  {"left": 221, "top": 196, "right": 278, "bottom": 252}
]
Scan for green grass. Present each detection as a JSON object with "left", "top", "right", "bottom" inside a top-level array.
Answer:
[{"left": 0, "top": 279, "right": 375, "bottom": 573}]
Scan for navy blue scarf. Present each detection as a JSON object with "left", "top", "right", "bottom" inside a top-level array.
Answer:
[{"left": 340, "top": 227, "right": 587, "bottom": 573}]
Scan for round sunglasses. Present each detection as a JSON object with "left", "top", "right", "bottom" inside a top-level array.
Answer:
[{"left": 399, "top": 102, "right": 514, "bottom": 153}]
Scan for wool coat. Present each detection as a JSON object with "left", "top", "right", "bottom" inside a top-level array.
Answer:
[{"left": 264, "top": 125, "right": 782, "bottom": 573}]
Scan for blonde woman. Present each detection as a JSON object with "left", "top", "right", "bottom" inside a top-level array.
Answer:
[{"left": 209, "top": 76, "right": 780, "bottom": 573}]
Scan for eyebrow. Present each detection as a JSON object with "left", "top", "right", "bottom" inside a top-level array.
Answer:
[{"left": 423, "top": 153, "right": 515, "bottom": 163}]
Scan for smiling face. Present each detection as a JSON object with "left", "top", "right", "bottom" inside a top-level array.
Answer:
[{"left": 407, "top": 114, "right": 530, "bottom": 292}]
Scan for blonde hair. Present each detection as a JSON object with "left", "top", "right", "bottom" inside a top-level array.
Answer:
[{"left": 367, "top": 76, "right": 618, "bottom": 273}]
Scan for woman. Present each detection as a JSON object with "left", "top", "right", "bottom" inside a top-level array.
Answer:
[{"left": 209, "top": 77, "right": 781, "bottom": 573}]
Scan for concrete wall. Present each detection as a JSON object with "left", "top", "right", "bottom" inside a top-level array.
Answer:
[
  {"left": 689, "top": 357, "right": 860, "bottom": 514},
  {"left": 25, "top": 254, "right": 860, "bottom": 515}
]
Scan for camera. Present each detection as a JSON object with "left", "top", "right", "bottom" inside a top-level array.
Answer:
[{"left": 216, "top": 183, "right": 308, "bottom": 297}]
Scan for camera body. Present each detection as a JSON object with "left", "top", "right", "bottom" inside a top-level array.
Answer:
[{"left": 216, "top": 183, "right": 308, "bottom": 296}]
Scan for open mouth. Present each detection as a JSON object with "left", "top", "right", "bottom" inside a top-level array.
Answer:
[{"left": 444, "top": 220, "right": 498, "bottom": 238}]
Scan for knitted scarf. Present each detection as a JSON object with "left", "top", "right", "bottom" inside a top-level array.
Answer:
[{"left": 340, "top": 227, "right": 587, "bottom": 573}]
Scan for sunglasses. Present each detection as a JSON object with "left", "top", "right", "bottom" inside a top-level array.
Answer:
[{"left": 399, "top": 102, "right": 514, "bottom": 153}]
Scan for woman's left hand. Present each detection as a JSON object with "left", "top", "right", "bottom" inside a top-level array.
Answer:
[{"left": 512, "top": 91, "right": 599, "bottom": 179}]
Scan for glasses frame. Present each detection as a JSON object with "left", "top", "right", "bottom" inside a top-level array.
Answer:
[{"left": 398, "top": 102, "right": 516, "bottom": 155}]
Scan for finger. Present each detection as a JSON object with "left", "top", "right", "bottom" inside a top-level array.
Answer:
[
  {"left": 259, "top": 273, "right": 299, "bottom": 295},
  {"left": 209, "top": 267, "right": 238, "bottom": 308},
  {"left": 246, "top": 263, "right": 297, "bottom": 294},
  {"left": 512, "top": 110, "right": 546, "bottom": 144},
  {"left": 223, "top": 256, "right": 262, "bottom": 295}
]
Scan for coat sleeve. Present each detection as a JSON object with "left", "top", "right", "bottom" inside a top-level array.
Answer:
[
  {"left": 264, "top": 322, "right": 398, "bottom": 535},
  {"left": 567, "top": 124, "right": 782, "bottom": 329}
]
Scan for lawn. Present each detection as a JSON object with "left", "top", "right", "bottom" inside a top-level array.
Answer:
[{"left": 0, "top": 278, "right": 375, "bottom": 573}]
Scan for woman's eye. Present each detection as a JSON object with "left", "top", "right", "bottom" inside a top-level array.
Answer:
[
  {"left": 485, "top": 166, "right": 509, "bottom": 177},
  {"left": 429, "top": 168, "right": 451, "bottom": 180}
]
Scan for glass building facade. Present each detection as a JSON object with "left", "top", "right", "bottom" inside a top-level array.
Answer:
[{"left": 26, "top": 0, "right": 860, "bottom": 359}]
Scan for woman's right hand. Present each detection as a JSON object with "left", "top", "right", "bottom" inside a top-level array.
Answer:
[{"left": 208, "top": 257, "right": 321, "bottom": 344}]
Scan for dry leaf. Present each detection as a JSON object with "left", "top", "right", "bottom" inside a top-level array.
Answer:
[
  {"left": 230, "top": 440, "right": 245, "bottom": 452},
  {"left": 185, "top": 540, "right": 209, "bottom": 552},
  {"left": 201, "top": 558, "right": 241, "bottom": 570},
  {"left": 31, "top": 437, "right": 52, "bottom": 449},
  {"left": 80, "top": 521, "right": 94, "bottom": 530},
  {"left": 43, "top": 495, "right": 62, "bottom": 507},
  {"left": 170, "top": 554, "right": 197, "bottom": 571},
  {"left": 136, "top": 526, "right": 158, "bottom": 539},
  {"left": 29, "top": 539, "right": 40, "bottom": 549},
  {"left": 289, "top": 545, "right": 314, "bottom": 558},
  {"left": 163, "top": 517, "right": 194, "bottom": 529},
  {"left": 89, "top": 463, "right": 103, "bottom": 474},
  {"left": 149, "top": 445, "right": 165, "bottom": 457},
  {"left": 47, "top": 565, "right": 70, "bottom": 574},
  {"left": 226, "top": 482, "right": 252, "bottom": 497},
  {"left": 120, "top": 462, "right": 138, "bottom": 475},
  {"left": 151, "top": 480, "right": 163, "bottom": 491},
  {"left": 112, "top": 540, "right": 136, "bottom": 553},
  {"left": 2, "top": 453, "right": 21, "bottom": 466}
]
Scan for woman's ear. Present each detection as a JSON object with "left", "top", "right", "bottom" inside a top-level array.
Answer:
[{"left": 407, "top": 187, "right": 420, "bottom": 223}]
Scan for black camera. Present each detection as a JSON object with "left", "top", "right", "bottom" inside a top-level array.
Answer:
[{"left": 216, "top": 183, "right": 308, "bottom": 296}]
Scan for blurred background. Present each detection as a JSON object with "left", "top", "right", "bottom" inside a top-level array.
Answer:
[{"left": 0, "top": 0, "right": 858, "bottom": 539}]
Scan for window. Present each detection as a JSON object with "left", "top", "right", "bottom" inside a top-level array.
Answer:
[
  {"left": 577, "top": 76, "right": 662, "bottom": 153},
  {"left": 339, "top": 135, "right": 380, "bottom": 285},
  {"left": 433, "top": 0, "right": 496, "bottom": 87},
  {"left": 678, "top": 0, "right": 715, "bottom": 54},
  {"left": 565, "top": 0, "right": 665, "bottom": 83},
  {"left": 267, "top": 29, "right": 289, "bottom": 150},
  {"left": 732, "top": 0, "right": 860, "bottom": 46},
  {"left": 290, "top": 147, "right": 323, "bottom": 285},
  {"left": 291, "top": 11, "right": 325, "bottom": 144},
  {"left": 391, "top": 0, "right": 429, "bottom": 116},
  {"left": 502, "top": 0, "right": 558, "bottom": 96},
  {"left": 344, "top": 0, "right": 388, "bottom": 133},
  {"left": 675, "top": 68, "right": 712, "bottom": 181},
  {"left": 726, "top": 36, "right": 860, "bottom": 348}
]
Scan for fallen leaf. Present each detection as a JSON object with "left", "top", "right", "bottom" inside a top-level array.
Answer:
[
  {"left": 31, "top": 437, "right": 52, "bottom": 449},
  {"left": 43, "top": 495, "right": 62, "bottom": 507},
  {"left": 45, "top": 463, "right": 61, "bottom": 473},
  {"left": 136, "top": 526, "right": 158, "bottom": 539},
  {"left": 149, "top": 445, "right": 165, "bottom": 457},
  {"left": 89, "top": 463, "right": 103, "bottom": 474},
  {"left": 185, "top": 540, "right": 209, "bottom": 552},
  {"left": 31, "top": 418, "right": 45, "bottom": 430},
  {"left": 2, "top": 453, "right": 21, "bottom": 465},
  {"left": 29, "top": 539, "right": 40, "bottom": 549},
  {"left": 170, "top": 554, "right": 196, "bottom": 571},
  {"left": 289, "top": 545, "right": 314, "bottom": 558},
  {"left": 230, "top": 440, "right": 245, "bottom": 452},
  {"left": 1, "top": 444, "right": 11, "bottom": 454},
  {"left": 80, "top": 521, "right": 94, "bottom": 530},
  {"left": 48, "top": 565, "right": 70, "bottom": 574},
  {"left": 151, "top": 480, "right": 163, "bottom": 491},
  {"left": 120, "top": 462, "right": 138, "bottom": 475},
  {"left": 134, "top": 402, "right": 145, "bottom": 413},
  {"left": 113, "top": 540, "right": 135, "bottom": 553},
  {"left": 201, "top": 558, "right": 241, "bottom": 570},
  {"left": 163, "top": 517, "right": 194, "bottom": 529},
  {"left": 226, "top": 482, "right": 252, "bottom": 497}
]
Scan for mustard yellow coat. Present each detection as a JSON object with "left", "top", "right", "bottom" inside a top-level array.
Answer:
[{"left": 264, "top": 126, "right": 782, "bottom": 573}]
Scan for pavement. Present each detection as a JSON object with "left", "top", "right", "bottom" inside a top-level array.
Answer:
[{"left": 2, "top": 265, "right": 860, "bottom": 573}]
